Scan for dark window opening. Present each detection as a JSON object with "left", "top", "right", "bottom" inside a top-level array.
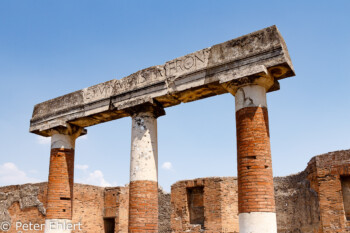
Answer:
[
  {"left": 187, "top": 186, "right": 204, "bottom": 228},
  {"left": 104, "top": 218, "right": 115, "bottom": 233},
  {"left": 341, "top": 176, "right": 350, "bottom": 221},
  {"left": 60, "top": 197, "right": 71, "bottom": 200}
]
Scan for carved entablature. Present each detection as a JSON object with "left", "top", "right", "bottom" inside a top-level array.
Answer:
[{"left": 30, "top": 25, "right": 295, "bottom": 136}]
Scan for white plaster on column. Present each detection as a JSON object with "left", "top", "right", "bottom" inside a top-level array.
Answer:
[
  {"left": 235, "top": 85, "right": 267, "bottom": 112},
  {"left": 130, "top": 112, "right": 158, "bottom": 182},
  {"left": 239, "top": 212, "right": 277, "bottom": 233},
  {"left": 51, "top": 134, "right": 75, "bottom": 150},
  {"left": 44, "top": 219, "right": 75, "bottom": 233}
]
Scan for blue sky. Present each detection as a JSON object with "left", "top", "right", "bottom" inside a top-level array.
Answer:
[{"left": 0, "top": 1, "right": 349, "bottom": 191}]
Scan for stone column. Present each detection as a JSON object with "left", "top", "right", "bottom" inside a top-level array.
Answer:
[
  {"left": 45, "top": 126, "right": 84, "bottom": 233},
  {"left": 128, "top": 105, "right": 165, "bottom": 233},
  {"left": 235, "top": 84, "right": 277, "bottom": 233}
]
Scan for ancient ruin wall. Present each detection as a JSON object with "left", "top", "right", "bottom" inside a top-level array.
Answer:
[
  {"left": 72, "top": 184, "right": 105, "bottom": 233},
  {"left": 170, "top": 175, "right": 320, "bottom": 233},
  {"left": 0, "top": 183, "right": 170, "bottom": 233},
  {"left": 171, "top": 177, "right": 239, "bottom": 233},
  {"left": 158, "top": 188, "right": 171, "bottom": 233},
  {"left": 274, "top": 172, "right": 320, "bottom": 232},
  {"left": 1, "top": 149, "right": 349, "bottom": 233},
  {"left": 0, "top": 183, "right": 47, "bottom": 233},
  {"left": 307, "top": 149, "right": 350, "bottom": 232},
  {"left": 0, "top": 183, "right": 106, "bottom": 233},
  {"left": 104, "top": 187, "right": 129, "bottom": 233}
]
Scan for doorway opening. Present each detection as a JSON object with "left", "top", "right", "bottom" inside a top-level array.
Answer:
[{"left": 104, "top": 218, "right": 115, "bottom": 233}]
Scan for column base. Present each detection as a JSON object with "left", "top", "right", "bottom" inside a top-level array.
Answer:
[
  {"left": 44, "top": 219, "right": 74, "bottom": 233},
  {"left": 239, "top": 212, "right": 277, "bottom": 233}
]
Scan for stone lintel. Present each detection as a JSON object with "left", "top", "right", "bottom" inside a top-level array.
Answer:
[{"left": 30, "top": 25, "right": 295, "bottom": 136}]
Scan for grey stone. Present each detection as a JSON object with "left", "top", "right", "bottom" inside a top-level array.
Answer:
[
  {"left": 30, "top": 25, "right": 295, "bottom": 136},
  {"left": 0, "top": 184, "right": 46, "bottom": 226}
]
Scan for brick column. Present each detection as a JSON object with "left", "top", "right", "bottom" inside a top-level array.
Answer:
[
  {"left": 235, "top": 85, "right": 277, "bottom": 233},
  {"left": 45, "top": 126, "right": 84, "bottom": 233},
  {"left": 128, "top": 105, "right": 164, "bottom": 233}
]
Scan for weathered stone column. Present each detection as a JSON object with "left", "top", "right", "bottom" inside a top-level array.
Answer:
[
  {"left": 128, "top": 104, "right": 165, "bottom": 233},
  {"left": 234, "top": 84, "right": 277, "bottom": 233},
  {"left": 45, "top": 126, "right": 84, "bottom": 233}
]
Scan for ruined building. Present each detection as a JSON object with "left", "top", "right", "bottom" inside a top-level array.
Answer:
[
  {"left": 1, "top": 25, "right": 348, "bottom": 232},
  {"left": 1, "top": 150, "right": 349, "bottom": 232}
]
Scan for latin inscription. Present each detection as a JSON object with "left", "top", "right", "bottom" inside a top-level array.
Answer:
[
  {"left": 83, "top": 80, "right": 116, "bottom": 104},
  {"left": 165, "top": 49, "right": 210, "bottom": 77},
  {"left": 82, "top": 49, "right": 210, "bottom": 103}
]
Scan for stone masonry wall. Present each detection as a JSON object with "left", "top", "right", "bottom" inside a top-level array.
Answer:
[
  {"left": 307, "top": 149, "right": 350, "bottom": 232},
  {"left": 171, "top": 177, "right": 238, "bottom": 233},
  {"left": 103, "top": 186, "right": 129, "bottom": 233},
  {"left": 1, "top": 149, "right": 349, "bottom": 233},
  {"left": 170, "top": 150, "right": 350, "bottom": 233},
  {"left": 0, "top": 183, "right": 47, "bottom": 233},
  {"left": 0, "top": 183, "right": 170, "bottom": 233},
  {"left": 0, "top": 183, "right": 105, "bottom": 233},
  {"left": 171, "top": 175, "right": 320, "bottom": 233},
  {"left": 274, "top": 171, "right": 320, "bottom": 232},
  {"left": 158, "top": 188, "right": 171, "bottom": 233}
]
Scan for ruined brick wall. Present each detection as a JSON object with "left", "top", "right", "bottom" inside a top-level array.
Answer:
[
  {"left": 1, "top": 183, "right": 47, "bottom": 233},
  {"left": 103, "top": 186, "right": 129, "bottom": 233},
  {"left": 274, "top": 172, "right": 320, "bottom": 232},
  {"left": 170, "top": 175, "right": 319, "bottom": 233},
  {"left": 71, "top": 184, "right": 105, "bottom": 233},
  {"left": 171, "top": 177, "right": 239, "bottom": 233},
  {"left": 306, "top": 149, "right": 350, "bottom": 232},
  {"left": 170, "top": 150, "right": 350, "bottom": 233},
  {"left": 158, "top": 188, "right": 171, "bottom": 233},
  {"left": 0, "top": 183, "right": 105, "bottom": 233},
  {"left": 220, "top": 178, "right": 239, "bottom": 232},
  {"left": 1, "top": 150, "right": 350, "bottom": 233}
]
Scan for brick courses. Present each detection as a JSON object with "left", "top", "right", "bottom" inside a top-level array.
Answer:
[
  {"left": 1, "top": 149, "right": 350, "bottom": 232},
  {"left": 46, "top": 148, "right": 75, "bottom": 219},
  {"left": 236, "top": 107, "right": 275, "bottom": 213},
  {"left": 306, "top": 150, "right": 350, "bottom": 232},
  {"left": 171, "top": 177, "right": 238, "bottom": 233},
  {"left": 128, "top": 180, "right": 158, "bottom": 233}
]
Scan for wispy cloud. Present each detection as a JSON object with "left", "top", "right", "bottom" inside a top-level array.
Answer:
[
  {"left": 0, "top": 162, "right": 41, "bottom": 186},
  {"left": 76, "top": 164, "right": 89, "bottom": 171},
  {"left": 161, "top": 162, "right": 173, "bottom": 171},
  {"left": 37, "top": 136, "right": 50, "bottom": 145},
  {"left": 77, "top": 170, "right": 114, "bottom": 187}
]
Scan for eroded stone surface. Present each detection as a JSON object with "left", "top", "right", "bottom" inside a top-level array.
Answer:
[
  {"left": 0, "top": 184, "right": 46, "bottom": 227},
  {"left": 30, "top": 25, "right": 295, "bottom": 136},
  {"left": 130, "top": 111, "right": 159, "bottom": 182}
]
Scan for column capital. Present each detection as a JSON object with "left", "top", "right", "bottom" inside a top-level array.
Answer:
[
  {"left": 222, "top": 66, "right": 279, "bottom": 96},
  {"left": 47, "top": 124, "right": 87, "bottom": 138},
  {"left": 129, "top": 101, "right": 165, "bottom": 119}
]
